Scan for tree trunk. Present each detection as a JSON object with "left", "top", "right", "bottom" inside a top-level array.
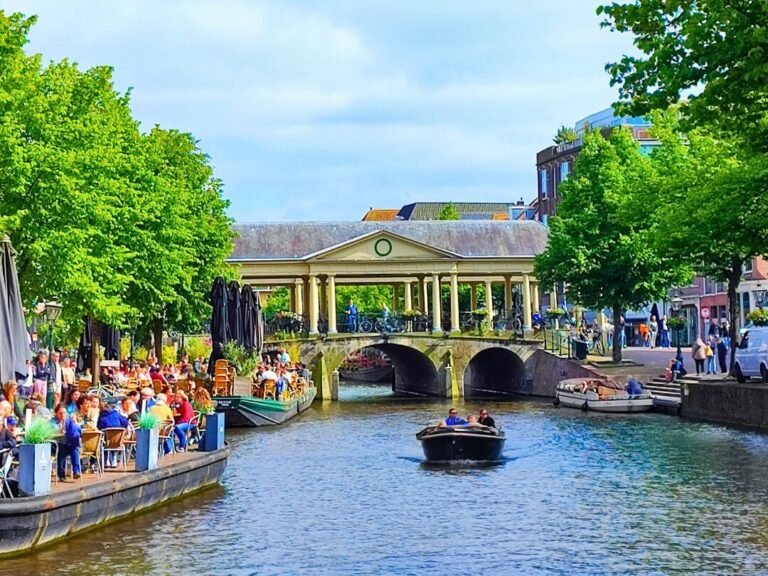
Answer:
[
  {"left": 153, "top": 317, "right": 164, "bottom": 363},
  {"left": 90, "top": 318, "right": 101, "bottom": 383},
  {"left": 612, "top": 304, "right": 623, "bottom": 363},
  {"left": 727, "top": 258, "right": 743, "bottom": 374}
]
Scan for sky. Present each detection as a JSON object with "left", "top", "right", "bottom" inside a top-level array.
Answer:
[{"left": 4, "top": 1, "right": 635, "bottom": 222}]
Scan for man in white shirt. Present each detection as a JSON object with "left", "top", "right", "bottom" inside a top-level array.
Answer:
[{"left": 49, "top": 351, "right": 63, "bottom": 408}]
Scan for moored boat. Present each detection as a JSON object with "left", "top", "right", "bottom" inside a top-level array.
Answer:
[
  {"left": 555, "top": 377, "right": 653, "bottom": 413},
  {"left": 338, "top": 365, "right": 393, "bottom": 382},
  {"left": 214, "top": 386, "right": 316, "bottom": 427},
  {"left": 416, "top": 425, "right": 505, "bottom": 462}
]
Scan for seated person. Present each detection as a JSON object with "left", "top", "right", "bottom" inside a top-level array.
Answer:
[
  {"left": 626, "top": 377, "right": 644, "bottom": 396},
  {"left": 66, "top": 390, "right": 81, "bottom": 415},
  {"left": 51, "top": 403, "right": 82, "bottom": 481},
  {"left": 478, "top": 409, "right": 496, "bottom": 428},
  {"left": 150, "top": 393, "right": 175, "bottom": 455},
  {"left": 97, "top": 404, "right": 129, "bottom": 468},
  {"left": 0, "top": 416, "right": 18, "bottom": 461},
  {"left": 443, "top": 408, "right": 468, "bottom": 426}
]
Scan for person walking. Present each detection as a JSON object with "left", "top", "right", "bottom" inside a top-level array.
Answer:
[
  {"left": 692, "top": 337, "right": 707, "bottom": 375},
  {"left": 649, "top": 315, "right": 659, "bottom": 349},
  {"left": 659, "top": 315, "right": 671, "bottom": 349},
  {"left": 716, "top": 336, "right": 728, "bottom": 374}
]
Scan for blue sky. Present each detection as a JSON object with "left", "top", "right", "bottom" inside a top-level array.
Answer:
[{"left": 5, "top": 1, "right": 633, "bottom": 222}]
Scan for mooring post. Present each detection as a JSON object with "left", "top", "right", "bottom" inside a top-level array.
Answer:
[{"left": 331, "top": 370, "right": 340, "bottom": 401}]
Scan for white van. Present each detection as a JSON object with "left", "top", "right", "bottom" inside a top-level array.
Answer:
[{"left": 734, "top": 326, "right": 768, "bottom": 382}]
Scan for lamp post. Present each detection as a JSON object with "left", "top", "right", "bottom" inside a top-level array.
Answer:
[
  {"left": 44, "top": 301, "right": 62, "bottom": 353},
  {"left": 671, "top": 296, "right": 683, "bottom": 356}
]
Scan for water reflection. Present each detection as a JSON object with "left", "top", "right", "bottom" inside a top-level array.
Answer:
[{"left": 6, "top": 392, "right": 768, "bottom": 575}]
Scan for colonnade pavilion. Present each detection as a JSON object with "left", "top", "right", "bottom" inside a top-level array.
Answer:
[{"left": 229, "top": 221, "right": 549, "bottom": 335}]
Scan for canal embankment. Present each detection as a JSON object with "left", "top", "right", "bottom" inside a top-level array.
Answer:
[{"left": 0, "top": 445, "right": 230, "bottom": 558}]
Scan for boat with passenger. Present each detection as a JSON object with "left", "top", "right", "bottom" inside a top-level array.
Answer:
[
  {"left": 338, "top": 350, "right": 393, "bottom": 382},
  {"left": 416, "top": 409, "right": 505, "bottom": 462},
  {"left": 555, "top": 377, "right": 653, "bottom": 413}
]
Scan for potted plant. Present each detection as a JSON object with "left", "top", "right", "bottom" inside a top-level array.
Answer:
[
  {"left": 19, "top": 418, "right": 56, "bottom": 496},
  {"left": 402, "top": 309, "right": 421, "bottom": 332},
  {"left": 135, "top": 411, "right": 159, "bottom": 472},
  {"left": 747, "top": 309, "right": 768, "bottom": 327},
  {"left": 667, "top": 316, "right": 687, "bottom": 330}
]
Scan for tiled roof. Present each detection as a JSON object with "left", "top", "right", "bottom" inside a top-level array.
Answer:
[
  {"left": 231, "top": 221, "right": 548, "bottom": 260},
  {"left": 361, "top": 208, "right": 399, "bottom": 221},
  {"left": 396, "top": 202, "right": 512, "bottom": 220}
]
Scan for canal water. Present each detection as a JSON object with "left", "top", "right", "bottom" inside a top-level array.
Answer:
[{"left": 9, "top": 383, "right": 768, "bottom": 575}]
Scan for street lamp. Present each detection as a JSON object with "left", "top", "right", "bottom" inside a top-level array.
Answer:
[
  {"left": 44, "top": 301, "right": 62, "bottom": 352},
  {"left": 671, "top": 296, "right": 683, "bottom": 356}
]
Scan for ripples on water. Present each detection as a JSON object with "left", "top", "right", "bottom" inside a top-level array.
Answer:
[{"left": 10, "top": 383, "right": 768, "bottom": 576}]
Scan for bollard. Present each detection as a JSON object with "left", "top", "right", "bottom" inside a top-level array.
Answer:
[
  {"left": 331, "top": 370, "right": 339, "bottom": 401},
  {"left": 201, "top": 412, "right": 225, "bottom": 452}
]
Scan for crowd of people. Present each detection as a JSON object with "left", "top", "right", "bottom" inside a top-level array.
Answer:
[{"left": 252, "top": 348, "right": 312, "bottom": 401}]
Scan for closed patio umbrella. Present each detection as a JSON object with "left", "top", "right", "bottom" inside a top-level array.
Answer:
[
  {"left": 240, "top": 285, "right": 256, "bottom": 354},
  {"left": 227, "top": 280, "right": 242, "bottom": 346},
  {"left": 0, "top": 237, "right": 30, "bottom": 382},
  {"left": 254, "top": 291, "right": 264, "bottom": 355},
  {"left": 76, "top": 317, "right": 92, "bottom": 374},
  {"left": 208, "top": 277, "right": 229, "bottom": 368},
  {"left": 100, "top": 324, "right": 121, "bottom": 361}
]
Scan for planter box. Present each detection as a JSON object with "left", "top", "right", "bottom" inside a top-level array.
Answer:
[
  {"left": 135, "top": 428, "right": 159, "bottom": 472},
  {"left": 200, "top": 412, "right": 225, "bottom": 452},
  {"left": 19, "top": 443, "right": 52, "bottom": 497}
]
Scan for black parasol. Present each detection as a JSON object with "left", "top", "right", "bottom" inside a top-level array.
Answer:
[
  {"left": 240, "top": 284, "right": 256, "bottom": 354},
  {"left": 208, "top": 277, "right": 228, "bottom": 368},
  {"left": 0, "top": 237, "right": 30, "bottom": 382},
  {"left": 227, "top": 280, "right": 243, "bottom": 347},
  {"left": 76, "top": 317, "right": 92, "bottom": 374},
  {"left": 254, "top": 290, "right": 264, "bottom": 355},
  {"left": 100, "top": 324, "right": 121, "bottom": 361}
]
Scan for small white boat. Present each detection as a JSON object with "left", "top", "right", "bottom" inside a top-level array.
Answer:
[{"left": 555, "top": 377, "right": 653, "bottom": 413}]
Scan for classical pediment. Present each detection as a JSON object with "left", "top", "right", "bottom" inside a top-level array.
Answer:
[{"left": 306, "top": 231, "right": 460, "bottom": 262}]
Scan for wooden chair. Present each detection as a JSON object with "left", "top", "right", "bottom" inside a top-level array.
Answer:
[
  {"left": 176, "top": 379, "right": 191, "bottom": 394},
  {"left": 77, "top": 379, "right": 92, "bottom": 393},
  {"left": 214, "top": 374, "right": 231, "bottom": 396},
  {"left": 80, "top": 430, "right": 104, "bottom": 478},
  {"left": 158, "top": 420, "right": 175, "bottom": 459},
  {"left": 262, "top": 380, "right": 277, "bottom": 400},
  {"left": 101, "top": 428, "right": 128, "bottom": 472}
]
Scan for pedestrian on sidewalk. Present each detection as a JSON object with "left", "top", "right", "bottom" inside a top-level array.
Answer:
[
  {"left": 705, "top": 337, "right": 716, "bottom": 374},
  {"left": 692, "top": 337, "right": 706, "bottom": 375},
  {"left": 716, "top": 336, "right": 728, "bottom": 374},
  {"left": 649, "top": 315, "right": 659, "bottom": 349},
  {"left": 659, "top": 315, "right": 670, "bottom": 349}
]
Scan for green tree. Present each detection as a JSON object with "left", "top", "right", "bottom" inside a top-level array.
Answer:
[
  {"left": 438, "top": 202, "right": 460, "bottom": 220},
  {"left": 534, "top": 128, "right": 690, "bottom": 362},
  {"left": 553, "top": 125, "right": 578, "bottom": 145},
  {"left": 598, "top": 1, "right": 768, "bottom": 150},
  {"left": 647, "top": 110, "right": 768, "bottom": 370}
]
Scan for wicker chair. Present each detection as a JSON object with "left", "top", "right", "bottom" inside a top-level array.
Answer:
[
  {"left": 101, "top": 427, "right": 128, "bottom": 472},
  {"left": 157, "top": 420, "right": 175, "bottom": 459},
  {"left": 80, "top": 430, "right": 104, "bottom": 478}
]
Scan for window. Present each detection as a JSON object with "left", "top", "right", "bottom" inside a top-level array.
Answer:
[
  {"left": 540, "top": 169, "right": 548, "bottom": 199},
  {"left": 743, "top": 260, "right": 754, "bottom": 275},
  {"left": 742, "top": 292, "right": 751, "bottom": 318},
  {"left": 560, "top": 161, "right": 569, "bottom": 181}
]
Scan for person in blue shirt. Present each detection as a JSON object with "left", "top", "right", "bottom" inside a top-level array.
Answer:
[
  {"left": 626, "top": 377, "right": 644, "bottom": 396},
  {"left": 444, "top": 408, "right": 468, "bottom": 426},
  {"left": 344, "top": 299, "right": 359, "bottom": 333},
  {"left": 51, "top": 403, "right": 82, "bottom": 481}
]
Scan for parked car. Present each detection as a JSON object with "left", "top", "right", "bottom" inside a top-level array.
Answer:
[{"left": 734, "top": 326, "right": 768, "bottom": 382}]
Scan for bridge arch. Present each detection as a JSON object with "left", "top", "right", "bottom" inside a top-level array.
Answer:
[
  {"left": 463, "top": 347, "right": 526, "bottom": 399},
  {"left": 334, "top": 343, "right": 441, "bottom": 397}
]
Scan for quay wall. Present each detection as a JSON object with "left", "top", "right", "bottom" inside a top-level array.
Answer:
[
  {"left": 531, "top": 350, "right": 606, "bottom": 398},
  {"left": 681, "top": 381, "right": 768, "bottom": 431},
  {"left": 0, "top": 446, "right": 230, "bottom": 558}
]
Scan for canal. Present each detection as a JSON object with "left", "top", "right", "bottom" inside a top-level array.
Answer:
[{"left": 9, "top": 383, "right": 768, "bottom": 575}]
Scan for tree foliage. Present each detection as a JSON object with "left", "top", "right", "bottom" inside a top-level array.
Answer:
[
  {"left": 0, "top": 11, "right": 233, "bottom": 355},
  {"left": 598, "top": 1, "right": 768, "bottom": 150},
  {"left": 534, "top": 128, "right": 690, "bottom": 361},
  {"left": 553, "top": 125, "right": 578, "bottom": 145},
  {"left": 438, "top": 202, "right": 460, "bottom": 221}
]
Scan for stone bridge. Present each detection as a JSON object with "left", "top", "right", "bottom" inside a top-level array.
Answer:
[{"left": 266, "top": 334, "right": 544, "bottom": 400}]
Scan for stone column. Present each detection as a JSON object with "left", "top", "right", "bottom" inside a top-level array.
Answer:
[
  {"left": 450, "top": 272, "right": 460, "bottom": 335},
  {"left": 404, "top": 280, "right": 413, "bottom": 310},
  {"left": 302, "top": 277, "right": 310, "bottom": 320},
  {"left": 294, "top": 279, "right": 304, "bottom": 316},
  {"left": 327, "top": 274, "right": 337, "bottom": 334},
  {"left": 431, "top": 274, "right": 443, "bottom": 335},
  {"left": 504, "top": 276, "right": 513, "bottom": 315},
  {"left": 484, "top": 279, "right": 493, "bottom": 328},
  {"left": 308, "top": 274, "right": 319, "bottom": 335},
  {"left": 470, "top": 283, "right": 478, "bottom": 310},
  {"left": 319, "top": 276, "right": 327, "bottom": 320},
  {"left": 532, "top": 281, "right": 540, "bottom": 314},
  {"left": 523, "top": 274, "right": 532, "bottom": 329},
  {"left": 422, "top": 277, "right": 430, "bottom": 320}
]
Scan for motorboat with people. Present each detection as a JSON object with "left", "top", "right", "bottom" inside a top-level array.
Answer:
[
  {"left": 555, "top": 377, "right": 654, "bottom": 413},
  {"left": 338, "top": 350, "right": 394, "bottom": 382},
  {"left": 416, "top": 409, "right": 505, "bottom": 462}
]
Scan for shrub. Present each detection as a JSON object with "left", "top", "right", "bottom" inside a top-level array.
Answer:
[
  {"left": 223, "top": 341, "right": 259, "bottom": 375},
  {"left": 138, "top": 411, "right": 159, "bottom": 430},
  {"left": 162, "top": 344, "right": 176, "bottom": 366},
  {"left": 24, "top": 418, "right": 57, "bottom": 444},
  {"left": 185, "top": 336, "right": 211, "bottom": 361},
  {"left": 667, "top": 316, "right": 687, "bottom": 330},
  {"left": 132, "top": 346, "right": 149, "bottom": 363},
  {"left": 747, "top": 309, "right": 768, "bottom": 326}
]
